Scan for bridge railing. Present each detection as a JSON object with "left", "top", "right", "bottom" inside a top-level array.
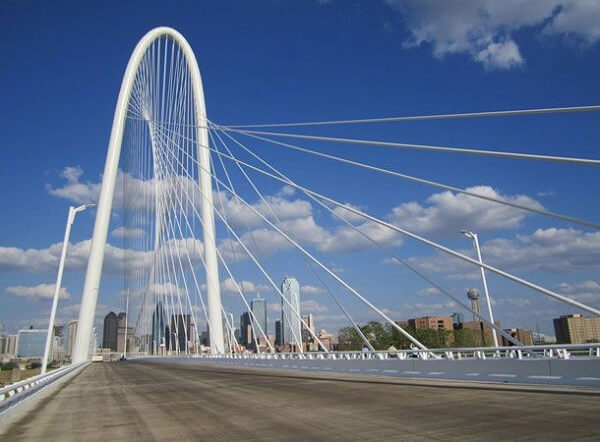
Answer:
[
  {"left": 187, "top": 343, "right": 600, "bottom": 361},
  {"left": 0, "top": 362, "right": 88, "bottom": 413}
]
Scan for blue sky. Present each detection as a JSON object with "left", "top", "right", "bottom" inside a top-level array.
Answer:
[{"left": 1, "top": 0, "right": 599, "bottom": 338}]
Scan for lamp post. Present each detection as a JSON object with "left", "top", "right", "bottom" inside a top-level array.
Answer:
[
  {"left": 461, "top": 230, "right": 499, "bottom": 348},
  {"left": 42, "top": 204, "right": 95, "bottom": 374}
]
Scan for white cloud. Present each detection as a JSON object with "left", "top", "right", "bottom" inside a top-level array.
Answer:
[
  {"left": 302, "top": 284, "right": 326, "bottom": 295},
  {"left": 417, "top": 287, "right": 441, "bottom": 297},
  {"left": 474, "top": 39, "right": 523, "bottom": 70},
  {"left": 220, "top": 277, "right": 257, "bottom": 295},
  {"left": 543, "top": 0, "right": 600, "bottom": 44},
  {"left": 558, "top": 280, "right": 600, "bottom": 302},
  {"left": 5, "top": 283, "right": 70, "bottom": 301},
  {"left": 407, "top": 227, "right": 600, "bottom": 279},
  {"left": 319, "top": 219, "right": 404, "bottom": 253},
  {"left": 0, "top": 239, "right": 151, "bottom": 277},
  {"left": 389, "top": 186, "right": 543, "bottom": 238},
  {"left": 384, "top": 0, "right": 600, "bottom": 69},
  {"left": 46, "top": 166, "right": 101, "bottom": 204},
  {"left": 332, "top": 203, "right": 368, "bottom": 224},
  {"left": 278, "top": 185, "right": 296, "bottom": 197},
  {"left": 111, "top": 227, "right": 144, "bottom": 239},
  {"left": 301, "top": 299, "right": 328, "bottom": 313},
  {"left": 47, "top": 167, "right": 157, "bottom": 212},
  {"left": 148, "top": 282, "right": 186, "bottom": 297}
]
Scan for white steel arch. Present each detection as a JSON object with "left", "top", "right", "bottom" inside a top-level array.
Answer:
[{"left": 72, "top": 27, "right": 224, "bottom": 362}]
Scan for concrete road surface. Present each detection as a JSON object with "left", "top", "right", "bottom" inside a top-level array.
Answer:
[{"left": 1, "top": 361, "right": 599, "bottom": 441}]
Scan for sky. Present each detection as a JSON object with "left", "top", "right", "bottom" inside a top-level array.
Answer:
[{"left": 1, "top": 0, "right": 599, "bottom": 338}]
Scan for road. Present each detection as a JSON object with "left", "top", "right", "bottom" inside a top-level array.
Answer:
[{"left": 1, "top": 361, "right": 599, "bottom": 441}]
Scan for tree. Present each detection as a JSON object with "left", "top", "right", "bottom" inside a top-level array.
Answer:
[
  {"left": 453, "top": 329, "right": 481, "bottom": 348},
  {"left": 361, "top": 321, "right": 392, "bottom": 350},
  {"left": 337, "top": 326, "right": 363, "bottom": 351}
]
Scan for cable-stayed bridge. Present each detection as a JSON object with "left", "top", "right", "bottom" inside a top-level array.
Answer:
[{"left": 1, "top": 27, "right": 599, "bottom": 439}]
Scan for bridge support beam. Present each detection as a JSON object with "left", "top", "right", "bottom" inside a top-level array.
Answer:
[{"left": 72, "top": 27, "right": 224, "bottom": 363}]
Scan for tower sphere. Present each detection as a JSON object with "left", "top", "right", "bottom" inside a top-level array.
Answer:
[{"left": 467, "top": 288, "right": 481, "bottom": 300}]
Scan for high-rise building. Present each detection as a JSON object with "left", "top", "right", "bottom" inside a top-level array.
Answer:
[
  {"left": 17, "top": 329, "right": 46, "bottom": 358},
  {"left": 502, "top": 328, "right": 534, "bottom": 346},
  {"left": 67, "top": 320, "right": 78, "bottom": 356},
  {"left": 301, "top": 314, "right": 317, "bottom": 351},
  {"left": 103, "top": 311, "right": 119, "bottom": 352},
  {"left": 240, "top": 312, "right": 253, "bottom": 348},
  {"left": 1, "top": 334, "right": 18, "bottom": 357},
  {"left": 454, "top": 320, "right": 502, "bottom": 347},
  {"left": 281, "top": 277, "right": 301, "bottom": 348},
  {"left": 275, "top": 319, "right": 282, "bottom": 346},
  {"left": 251, "top": 294, "right": 267, "bottom": 337},
  {"left": 53, "top": 324, "right": 64, "bottom": 339},
  {"left": 451, "top": 312, "right": 464, "bottom": 326},
  {"left": 408, "top": 316, "right": 453, "bottom": 332},
  {"left": 166, "top": 314, "right": 192, "bottom": 353},
  {"left": 317, "top": 330, "right": 335, "bottom": 351},
  {"left": 224, "top": 313, "right": 236, "bottom": 351},
  {"left": 117, "top": 312, "right": 134, "bottom": 354},
  {"left": 554, "top": 314, "right": 600, "bottom": 344},
  {"left": 152, "top": 303, "right": 166, "bottom": 354}
]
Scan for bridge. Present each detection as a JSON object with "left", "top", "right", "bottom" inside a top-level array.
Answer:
[{"left": 1, "top": 26, "right": 600, "bottom": 439}]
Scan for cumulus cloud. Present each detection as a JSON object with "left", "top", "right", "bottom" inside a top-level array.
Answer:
[
  {"left": 389, "top": 186, "right": 543, "bottom": 238},
  {"left": 148, "top": 282, "right": 186, "bottom": 297},
  {"left": 558, "top": 280, "right": 600, "bottom": 302},
  {"left": 332, "top": 203, "right": 369, "bottom": 224},
  {"left": 0, "top": 239, "right": 150, "bottom": 277},
  {"left": 277, "top": 185, "right": 296, "bottom": 197},
  {"left": 5, "top": 283, "right": 70, "bottom": 301},
  {"left": 301, "top": 299, "right": 328, "bottom": 313},
  {"left": 417, "top": 287, "right": 441, "bottom": 297},
  {"left": 302, "top": 284, "right": 326, "bottom": 295},
  {"left": 41, "top": 166, "right": 551, "bottom": 279},
  {"left": 543, "top": 0, "right": 600, "bottom": 44},
  {"left": 320, "top": 219, "right": 404, "bottom": 253},
  {"left": 220, "top": 277, "right": 258, "bottom": 295},
  {"left": 406, "top": 227, "right": 600, "bottom": 280},
  {"left": 111, "top": 227, "right": 144, "bottom": 239},
  {"left": 384, "top": 0, "right": 600, "bottom": 69},
  {"left": 46, "top": 166, "right": 101, "bottom": 204}
]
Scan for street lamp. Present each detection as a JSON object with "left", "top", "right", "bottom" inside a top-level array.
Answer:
[
  {"left": 41, "top": 204, "right": 95, "bottom": 374},
  {"left": 461, "top": 229, "right": 499, "bottom": 348}
]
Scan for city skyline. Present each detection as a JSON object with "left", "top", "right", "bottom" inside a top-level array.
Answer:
[
  {"left": 1, "top": 4, "right": 599, "bottom": 438},
  {"left": 0, "top": 1, "right": 599, "bottom": 339}
]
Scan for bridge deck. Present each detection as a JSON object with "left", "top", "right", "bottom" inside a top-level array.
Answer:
[{"left": 2, "top": 361, "right": 599, "bottom": 441}]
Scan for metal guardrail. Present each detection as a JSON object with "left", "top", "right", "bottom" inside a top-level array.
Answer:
[
  {"left": 0, "top": 362, "right": 88, "bottom": 412},
  {"left": 147, "top": 343, "right": 600, "bottom": 362}
]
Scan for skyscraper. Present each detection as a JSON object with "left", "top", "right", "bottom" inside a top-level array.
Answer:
[
  {"left": 103, "top": 311, "right": 118, "bottom": 352},
  {"left": 67, "top": 320, "right": 78, "bottom": 356},
  {"left": 240, "top": 311, "right": 252, "bottom": 348},
  {"left": 275, "top": 319, "right": 282, "bottom": 346},
  {"left": 117, "top": 312, "right": 134, "bottom": 354},
  {"left": 301, "top": 314, "right": 315, "bottom": 341},
  {"left": 152, "top": 302, "right": 166, "bottom": 354},
  {"left": 281, "top": 277, "right": 302, "bottom": 348},
  {"left": 251, "top": 294, "right": 267, "bottom": 337},
  {"left": 167, "top": 314, "right": 192, "bottom": 353}
]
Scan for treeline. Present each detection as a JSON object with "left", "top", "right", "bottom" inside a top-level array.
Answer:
[{"left": 337, "top": 321, "right": 482, "bottom": 350}]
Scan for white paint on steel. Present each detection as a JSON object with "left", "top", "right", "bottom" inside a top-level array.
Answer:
[
  {"left": 73, "top": 27, "right": 224, "bottom": 363},
  {"left": 42, "top": 204, "right": 94, "bottom": 374}
]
